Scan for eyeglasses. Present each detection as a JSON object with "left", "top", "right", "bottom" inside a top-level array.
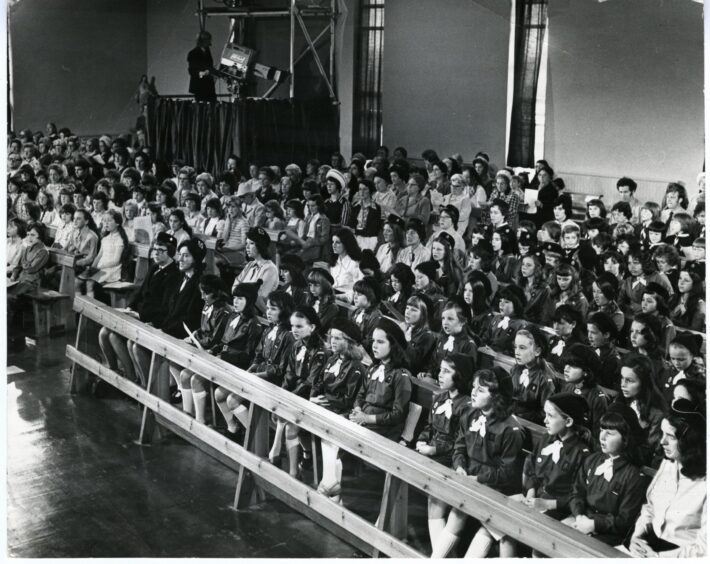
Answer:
[{"left": 153, "top": 248, "right": 168, "bottom": 254}]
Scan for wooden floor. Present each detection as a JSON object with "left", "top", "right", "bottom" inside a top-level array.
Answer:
[{"left": 6, "top": 331, "right": 368, "bottom": 558}]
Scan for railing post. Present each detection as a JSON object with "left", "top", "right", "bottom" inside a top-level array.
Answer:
[
  {"left": 69, "top": 314, "right": 87, "bottom": 394},
  {"left": 233, "top": 403, "right": 270, "bottom": 508},
  {"left": 373, "top": 473, "right": 409, "bottom": 557},
  {"left": 137, "top": 352, "right": 158, "bottom": 445}
]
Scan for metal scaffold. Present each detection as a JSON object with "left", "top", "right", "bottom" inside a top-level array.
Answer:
[{"left": 197, "top": 0, "right": 339, "bottom": 101}]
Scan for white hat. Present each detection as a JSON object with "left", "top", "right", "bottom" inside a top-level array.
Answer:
[
  {"left": 325, "top": 169, "right": 346, "bottom": 189},
  {"left": 236, "top": 182, "right": 256, "bottom": 197}
]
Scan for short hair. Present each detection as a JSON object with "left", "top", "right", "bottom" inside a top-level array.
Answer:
[
  {"left": 611, "top": 201, "right": 632, "bottom": 219},
  {"left": 616, "top": 177, "right": 637, "bottom": 193},
  {"left": 664, "top": 182, "right": 689, "bottom": 209},
  {"left": 541, "top": 221, "right": 561, "bottom": 242},
  {"left": 421, "top": 149, "right": 439, "bottom": 162},
  {"left": 441, "top": 354, "right": 473, "bottom": 395},
  {"left": 640, "top": 201, "right": 661, "bottom": 221},
  {"left": 652, "top": 243, "right": 680, "bottom": 267},
  {"left": 472, "top": 369, "right": 513, "bottom": 420}
]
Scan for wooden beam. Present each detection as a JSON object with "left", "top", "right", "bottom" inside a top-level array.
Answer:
[
  {"left": 68, "top": 296, "right": 627, "bottom": 558},
  {"left": 65, "top": 347, "right": 422, "bottom": 559}
]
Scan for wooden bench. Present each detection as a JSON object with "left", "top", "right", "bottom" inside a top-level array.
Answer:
[
  {"left": 103, "top": 243, "right": 151, "bottom": 308},
  {"left": 67, "top": 296, "right": 627, "bottom": 558},
  {"left": 24, "top": 249, "right": 76, "bottom": 337}
]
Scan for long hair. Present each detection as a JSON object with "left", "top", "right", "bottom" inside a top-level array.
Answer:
[
  {"left": 433, "top": 236, "right": 464, "bottom": 292},
  {"left": 384, "top": 218, "right": 405, "bottom": 256},
  {"left": 463, "top": 272, "right": 490, "bottom": 316},
  {"left": 617, "top": 352, "right": 667, "bottom": 422},
  {"left": 332, "top": 227, "right": 362, "bottom": 263},
  {"left": 550, "top": 262, "right": 583, "bottom": 299},
  {"left": 104, "top": 209, "right": 132, "bottom": 277},
  {"left": 306, "top": 269, "right": 335, "bottom": 301},
  {"left": 668, "top": 270, "right": 704, "bottom": 327},
  {"left": 405, "top": 295, "right": 430, "bottom": 332},
  {"left": 667, "top": 409, "right": 707, "bottom": 480},
  {"left": 169, "top": 209, "right": 194, "bottom": 237},
  {"left": 516, "top": 253, "right": 546, "bottom": 289}
]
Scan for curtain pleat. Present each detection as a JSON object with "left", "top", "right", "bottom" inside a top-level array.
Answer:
[
  {"left": 145, "top": 98, "right": 337, "bottom": 173},
  {"left": 507, "top": 0, "right": 548, "bottom": 168}
]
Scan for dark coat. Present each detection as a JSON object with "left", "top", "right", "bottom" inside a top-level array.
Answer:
[
  {"left": 187, "top": 46, "right": 216, "bottom": 101},
  {"left": 129, "top": 261, "right": 181, "bottom": 324},
  {"left": 159, "top": 271, "right": 205, "bottom": 339}
]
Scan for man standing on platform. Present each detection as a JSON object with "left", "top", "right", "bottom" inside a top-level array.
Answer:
[{"left": 188, "top": 31, "right": 217, "bottom": 103}]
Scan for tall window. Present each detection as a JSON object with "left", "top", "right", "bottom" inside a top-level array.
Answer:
[
  {"left": 353, "top": 0, "right": 385, "bottom": 156},
  {"left": 507, "top": 0, "right": 548, "bottom": 168}
]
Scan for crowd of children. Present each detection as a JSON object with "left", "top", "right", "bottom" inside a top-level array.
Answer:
[{"left": 7, "top": 127, "right": 707, "bottom": 557}]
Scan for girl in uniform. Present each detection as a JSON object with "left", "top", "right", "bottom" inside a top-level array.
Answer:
[
  {"left": 310, "top": 318, "right": 365, "bottom": 502},
  {"left": 418, "top": 298, "right": 478, "bottom": 385},
  {"left": 547, "top": 304, "right": 587, "bottom": 374},
  {"left": 510, "top": 326, "right": 559, "bottom": 425},
  {"left": 224, "top": 291, "right": 296, "bottom": 436},
  {"left": 173, "top": 274, "right": 232, "bottom": 422},
  {"left": 269, "top": 306, "right": 329, "bottom": 477},
  {"left": 480, "top": 284, "right": 527, "bottom": 355},
  {"left": 278, "top": 254, "right": 309, "bottom": 306},
  {"left": 350, "top": 276, "right": 383, "bottom": 352},
  {"left": 586, "top": 312, "right": 622, "bottom": 390},
  {"left": 564, "top": 404, "right": 648, "bottom": 546},
  {"left": 385, "top": 262, "right": 415, "bottom": 317},
  {"left": 462, "top": 270, "right": 493, "bottom": 335},
  {"left": 615, "top": 353, "right": 668, "bottom": 467},
  {"left": 403, "top": 294, "right": 438, "bottom": 373},
  {"left": 430, "top": 367, "right": 525, "bottom": 558},
  {"left": 211, "top": 281, "right": 264, "bottom": 440},
  {"left": 560, "top": 343, "right": 609, "bottom": 444},
  {"left": 306, "top": 267, "right": 340, "bottom": 336},
  {"left": 415, "top": 353, "right": 473, "bottom": 548},
  {"left": 508, "top": 393, "right": 592, "bottom": 556},
  {"left": 349, "top": 318, "right": 412, "bottom": 442}
]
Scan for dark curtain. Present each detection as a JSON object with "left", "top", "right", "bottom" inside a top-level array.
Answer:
[
  {"left": 145, "top": 98, "right": 239, "bottom": 176},
  {"left": 237, "top": 98, "right": 339, "bottom": 167},
  {"left": 146, "top": 97, "right": 338, "bottom": 173},
  {"left": 507, "top": 0, "right": 548, "bottom": 168}
]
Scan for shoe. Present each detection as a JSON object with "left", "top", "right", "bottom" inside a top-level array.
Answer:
[
  {"left": 224, "top": 427, "right": 244, "bottom": 443},
  {"left": 170, "top": 388, "right": 182, "bottom": 404},
  {"left": 298, "top": 454, "right": 313, "bottom": 472}
]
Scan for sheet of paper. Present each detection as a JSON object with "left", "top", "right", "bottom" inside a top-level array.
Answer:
[
  {"left": 132, "top": 216, "right": 153, "bottom": 245},
  {"left": 524, "top": 188, "right": 539, "bottom": 213}
]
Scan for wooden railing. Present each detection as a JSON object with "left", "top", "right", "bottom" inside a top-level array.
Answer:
[{"left": 66, "top": 295, "right": 626, "bottom": 558}]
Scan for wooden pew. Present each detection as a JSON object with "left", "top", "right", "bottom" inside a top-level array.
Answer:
[
  {"left": 66, "top": 296, "right": 627, "bottom": 559},
  {"left": 103, "top": 243, "right": 152, "bottom": 308},
  {"left": 24, "top": 248, "right": 76, "bottom": 337}
]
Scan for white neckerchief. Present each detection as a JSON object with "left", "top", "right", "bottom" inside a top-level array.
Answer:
[
  {"left": 370, "top": 364, "right": 386, "bottom": 382},
  {"left": 443, "top": 335, "right": 455, "bottom": 352},
  {"left": 434, "top": 398, "right": 453, "bottom": 419},
  {"left": 671, "top": 371, "right": 686, "bottom": 386},
  {"left": 313, "top": 299, "right": 320, "bottom": 313},
  {"left": 519, "top": 368, "right": 530, "bottom": 388},
  {"left": 541, "top": 439, "right": 564, "bottom": 463},
  {"left": 594, "top": 457, "right": 615, "bottom": 482},
  {"left": 497, "top": 316, "right": 510, "bottom": 330},
  {"left": 203, "top": 304, "right": 214, "bottom": 318},
  {"left": 356, "top": 310, "right": 365, "bottom": 324},
  {"left": 389, "top": 291, "right": 400, "bottom": 302},
  {"left": 469, "top": 414, "right": 487, "bottom": 437},
  {"left": 405, "top": 326, "right": 413, "bottom": 343},
  {"left": 632, "top": 276, "right": 647, "bottom": 289},
  {"left": 595, "top": 348, "right": 602, "bottom": 356},
  {"left": 229, "top": 314, "right": 242, "bottom": 330},
  {"left": 551, "top": 339, "right": 565, "bottom": 356},
  {"left": 296, "top": 345, "right": 307, "bottom": 363},
  {"left": 327, "top": 358, "right": 343, "bottom": 375},
  {"left": 267, "top": 325, "right": 279, "bottom": 341}
]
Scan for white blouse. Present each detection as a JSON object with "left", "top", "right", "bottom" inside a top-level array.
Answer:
[{"left": 331, "top": 254, "right": 363, "bottom": 302}]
